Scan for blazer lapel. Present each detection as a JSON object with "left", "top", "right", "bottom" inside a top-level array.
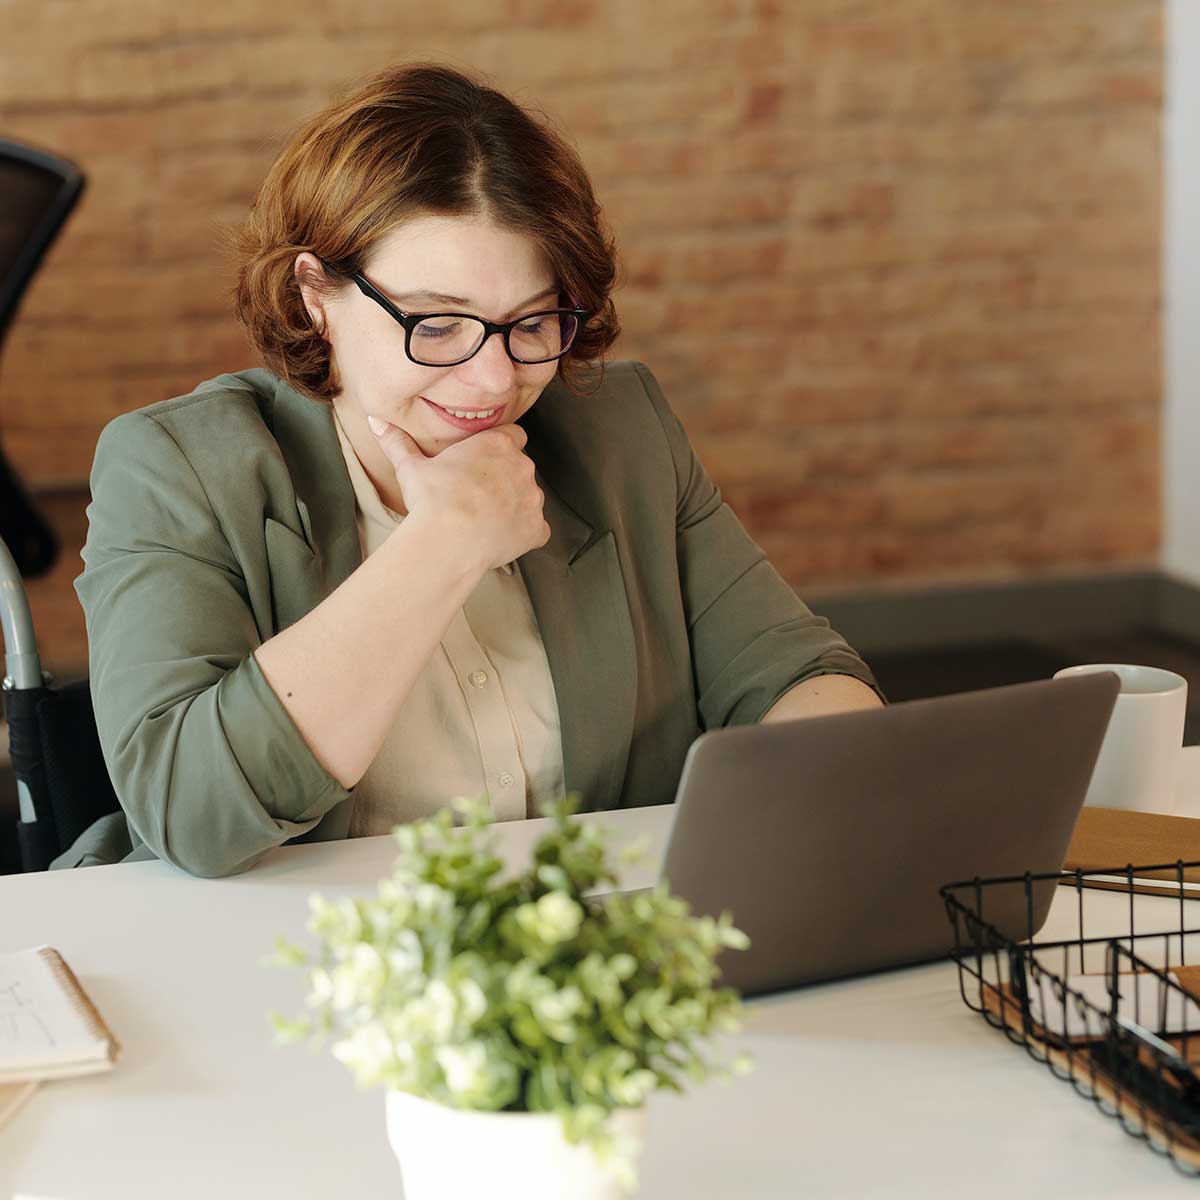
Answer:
[
  {"left": 520, "top": 475, "right": 638, "bottom": 813},
  {"left": 269, "top": 379, "right": 362, "bottom": 593}
]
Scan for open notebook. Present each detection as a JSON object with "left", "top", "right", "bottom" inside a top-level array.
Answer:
[{"left": 0, "top": 946, "right": 120, "bottom": 1084}]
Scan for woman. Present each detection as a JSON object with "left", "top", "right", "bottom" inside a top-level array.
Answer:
[{"left": 61, "top": 64, "right": 882, "bottom": 877}]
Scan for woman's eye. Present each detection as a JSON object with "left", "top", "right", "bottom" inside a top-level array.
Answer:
[
  {"left": 517, "top": 318, "right": 545, "bottom": 334},
  {"left": 415, "top": 319, "right": 460, "bottom": 339}
]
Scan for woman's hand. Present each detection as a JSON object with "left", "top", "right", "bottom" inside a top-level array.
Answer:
[{"left": 367, "top": 415, "right": 550, "bottom": 571}]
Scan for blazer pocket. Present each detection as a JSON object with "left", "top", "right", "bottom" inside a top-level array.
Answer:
[{"left": 264, "top": 517, "right": 323, "bottom": 634}]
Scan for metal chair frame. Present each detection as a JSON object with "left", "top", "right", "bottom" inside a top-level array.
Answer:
[{"left": 1, "top": 533, "right": 51, "bottom": 853}]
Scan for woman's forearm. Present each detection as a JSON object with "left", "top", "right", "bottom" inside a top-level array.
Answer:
[
  {"left": 253, "top": 510, "right": 486, "bottom": 788},
  {"left": 761, "top": 673, "right": 883, "bottom": 724}
]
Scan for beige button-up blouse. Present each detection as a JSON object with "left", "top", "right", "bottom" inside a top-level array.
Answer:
[{"left": 332, "top": 409, "right": 565, "bottom": 834}]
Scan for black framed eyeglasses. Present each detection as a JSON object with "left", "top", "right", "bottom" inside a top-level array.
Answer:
[{"left": 344, "top": 268, "right": 590, "bottom": 368}]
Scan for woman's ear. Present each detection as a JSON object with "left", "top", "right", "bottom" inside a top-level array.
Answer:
[{"left": 294, "top": 251, "right": 329, "bottom": 337}]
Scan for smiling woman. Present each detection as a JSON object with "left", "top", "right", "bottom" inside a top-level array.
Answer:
[
  {"left": 60, "top": 63, "right": 881, "bottom": 877},
  {"left": 293, "top": 214, "right": 574, "bottom": 500}
]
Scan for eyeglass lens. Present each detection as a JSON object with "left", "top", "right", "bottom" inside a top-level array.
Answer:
[{"left": 410, "top": 312, "right": 580, "bottom": 366}]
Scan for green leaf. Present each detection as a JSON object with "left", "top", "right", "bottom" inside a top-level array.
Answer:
[
  {"left": 262, "top": 937, "right": 308, "bottom": 969},
  {"left": 268, "top": 1011, "right": 312, "bottom": 1044}
]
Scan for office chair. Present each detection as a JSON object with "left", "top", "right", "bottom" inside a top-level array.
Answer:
[
  {"left": 0, "top": 137, "right": 86, "bottom": 579},
  {"left": 1, "top": 533, "right": 119, "bottom": 871}
]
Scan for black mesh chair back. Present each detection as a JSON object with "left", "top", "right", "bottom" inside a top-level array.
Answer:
[
  {"left": 0, "top": 138, "right": 84, "bottom": 341},
  {"left": 0, "top": 138, "right": 86, "bottom": 579}
]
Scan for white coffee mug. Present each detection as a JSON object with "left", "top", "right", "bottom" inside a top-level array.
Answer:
[{"left": 1053, "top": 664, "right": 1188, "bottom": 814}]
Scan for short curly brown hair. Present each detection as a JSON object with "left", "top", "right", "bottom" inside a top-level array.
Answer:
[{"left": 231, "top": 63, "right": 621, "bottom": 400}]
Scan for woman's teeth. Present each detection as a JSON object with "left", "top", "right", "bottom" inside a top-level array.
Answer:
[{"left": 443, "top": 407, "right": 496, "bottom": 420}]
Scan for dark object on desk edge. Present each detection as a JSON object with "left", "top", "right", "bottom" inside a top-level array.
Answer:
[{"left": 8, "top": 679, "right": 119, "bottom": 871}]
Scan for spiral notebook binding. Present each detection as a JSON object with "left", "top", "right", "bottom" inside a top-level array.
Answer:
[{"left": 35, "top": 946, "right": 121, "bottom": 1063}]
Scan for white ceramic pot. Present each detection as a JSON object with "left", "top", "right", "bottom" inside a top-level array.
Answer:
[{"left": 385, "top": 1089, "right": 645, "bottom": 1199}]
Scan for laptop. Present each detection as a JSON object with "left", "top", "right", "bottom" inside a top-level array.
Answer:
[{"left": 648, "top": 672, "right": 1120, "bottom": 997}]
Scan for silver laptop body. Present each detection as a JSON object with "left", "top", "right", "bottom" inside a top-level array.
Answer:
[{"left": 657, "top": 673, "right": 1120, "bottom": 997}]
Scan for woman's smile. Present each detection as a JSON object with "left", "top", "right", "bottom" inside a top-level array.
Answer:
[{"left": 422, "top": 396, "right": 509, "bottom": 433}]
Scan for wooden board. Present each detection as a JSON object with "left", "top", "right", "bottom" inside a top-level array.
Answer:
[
  {"left": 1061, "top": 808, "right": 1200, "bottom": 899},
  {"left": 1066, "top": 808, "right": 1200, "bottom": 880}
]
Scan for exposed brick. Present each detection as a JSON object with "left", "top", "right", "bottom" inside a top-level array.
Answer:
[
  {"left": 722, "top": 481, "right": 886, "bottom": 533},
  {"left": 944, "top": 6, "right": 1162, "bottom": 62},
  {"left": 605, "top": 179, "right": 793, "bottom": 234},
  {"left": 544, "top": 76, "right": 745, "bottom": 137},
  {"left": 993, "top": 59, "right": 1162, "bottom": 113},
  {"left": 50, "top": 0, "right": 172, "bottom": 44},
  {"left": 882, "top": 472, "right": 1050, "bottom": 533},
  {"left": 145, "top": 204, "right": 248, "bottom": 263},
  {"left": 165, "top": 0, "right": 314, "bottom": 37},
  {"left": 757, "top": 376, "right": 901, "bottom": 428},
  {"left": 17, "top": 262, "right": 230, "bottom": 325},
  {"left": 149, "top": 93, "right": 319, "bottom": 151},
  {"left": 0, "top": 0, "right": 1165, "bottom": 621},
  {"left": 157, "top": 147, "right": 269, "bottom": 211},
  {"left": 0, "top": 40, "right": 81, "bottom": 107}
]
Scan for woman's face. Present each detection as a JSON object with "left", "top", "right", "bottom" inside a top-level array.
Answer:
[{"left": 297, "top": 214, "right": 561, "bottom": 460}]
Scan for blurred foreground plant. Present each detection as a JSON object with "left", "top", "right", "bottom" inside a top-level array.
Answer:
[{"left": 269, "top": 795, "right": 751, "bottom": 1190}]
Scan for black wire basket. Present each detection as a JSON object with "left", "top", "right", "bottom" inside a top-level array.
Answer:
[{"left": 942, "top": 862, "right": 1200, "bottom": 1175}]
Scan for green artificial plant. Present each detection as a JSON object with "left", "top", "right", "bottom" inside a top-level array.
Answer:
[{"left": 269, "top": 795, "right": 751, "bottom": 1189}]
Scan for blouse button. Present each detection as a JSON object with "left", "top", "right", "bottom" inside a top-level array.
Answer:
[
  {"left": 498, "top": 772, "right": 515, "bottom": 788},
  {"left": 469, "top": 670, "right": 488, "bottom": 689}
]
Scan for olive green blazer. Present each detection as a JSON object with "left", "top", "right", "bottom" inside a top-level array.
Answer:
[{"left": 61, "top": 361, "right": 878, "bottom": 876}]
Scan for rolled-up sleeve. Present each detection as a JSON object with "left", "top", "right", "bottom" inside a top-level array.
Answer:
[
  {"left": 633, "top": 363, "right": 883, "bottom": 729},
  {"left": 75, "top": 412, "right": 351, "bottom": 877}
]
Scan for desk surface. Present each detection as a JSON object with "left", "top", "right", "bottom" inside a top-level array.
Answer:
[{"left": 6, "top": 754, "right": 1200, "bottom": 1199}]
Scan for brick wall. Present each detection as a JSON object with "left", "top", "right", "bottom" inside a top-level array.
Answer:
[{"left": 2, "top": 0, "right": 1163, "bottom": 634}]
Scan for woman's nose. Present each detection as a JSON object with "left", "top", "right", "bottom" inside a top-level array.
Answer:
[{"left": 455, "top": 329, "right": 517, "bottom": 394}]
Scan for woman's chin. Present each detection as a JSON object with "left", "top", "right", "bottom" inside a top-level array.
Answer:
[{"left": 416, "top": 429, "right": 463, "bottom": 456}]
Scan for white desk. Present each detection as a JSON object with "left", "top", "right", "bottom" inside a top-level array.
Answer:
[{"left": 6, "top": 754, "right": 1200, "bottom": 1199}]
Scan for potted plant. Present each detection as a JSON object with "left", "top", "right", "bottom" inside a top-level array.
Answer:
[{"left": 269, "top": 795, "right": 751, "bottom": 1197}]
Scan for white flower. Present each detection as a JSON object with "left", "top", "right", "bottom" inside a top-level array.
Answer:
[
  {"left": 533, "top": 984, "right": 584, "bottom": 1025},
  {"left": 457, "top": 978, "right": 487, "bottom": 1025},
  {"left": 539, "top": 893, "right": 584, "bottom": 940},
  {"left": 609, "top": 954, "right": 637, "bottom": 980},
  {"left": 331, "top": 1021, "right": 393, "bottom": 1084},
  {"left": 413, "top": 882, "right": 452, "bottom": 920},
  {"left": 307, "top": 967, "right": 333, "bottom": 1006},
  {"left": 387, "top": 930, "right": 424, "bottom": 980},
  {"left": 353, "top": 941, "right": 385, "bottom": 976},
  {"left": 532, "top": 984, "right": 585, "bottom": 1042},
  {"left": 436, "top": 1041, "right": 488, "bottom": 1099},
  {"left": 514, "top": 892, "right": 584, "bottom": 945},
  {"left": 414, "top": 979, "right": 458, "bottom": 1043},
  {"left": 611, "top": 1068, "right": 657, "bottom": 1106},
  {"left": 329, "top": 963, "right": 360, "bottom": 1012}
]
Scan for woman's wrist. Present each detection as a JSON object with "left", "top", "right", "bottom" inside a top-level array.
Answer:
[{"left": 386, "top": 507, "right": 492, "bottom": 591}]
